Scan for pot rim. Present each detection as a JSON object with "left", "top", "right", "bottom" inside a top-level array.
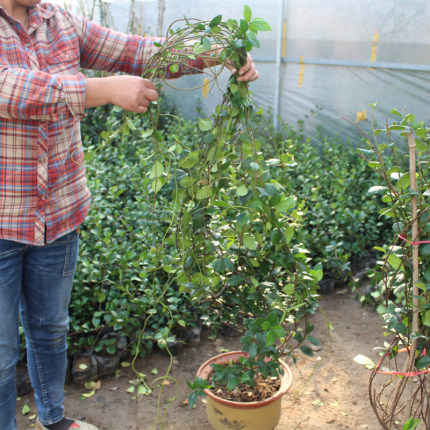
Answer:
[{"left": 196, "top": 350, "right": 293, "bottom": 410}]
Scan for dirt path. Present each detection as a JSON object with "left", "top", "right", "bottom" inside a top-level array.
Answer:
[{"left": 17, "top": 291, "right": 385, "bottom": 430}]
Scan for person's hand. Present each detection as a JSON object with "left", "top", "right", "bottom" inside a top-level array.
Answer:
[
  {"left": 107, "top": 75, "right": 159, "bottom": 113},
  {"left": 226, "top": 53, "right": 259, "bottom": 82},
  {"left": 85, "top": 75, "right": 159, "bottom": 113}
]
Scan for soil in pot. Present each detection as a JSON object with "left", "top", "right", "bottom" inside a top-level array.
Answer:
[{"left": 209, "top": 371, "right": 281, "bottom": 403}]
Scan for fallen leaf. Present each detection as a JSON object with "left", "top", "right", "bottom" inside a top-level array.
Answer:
[
  {"left": 121, "top": 362, "right": 131, "bottom": 367},
  {"left": 137, "top": 385, "right": 149, "bottom": 396},
  {"left": 85, "top": 380, "right": 101, "bottom": 390},
  {"left": 340, "top": 411, "right": 348, "bottom": 416},
  {"left": 78, "top": 363, "right": 88, "bottom": 370},
  {"left": 82, "top": 389, "right": 96, "bottom": 398},
  {"left": 312, "top": 399, "right": 323, "bottom": 407},
  {"left": 22, "top": 404, "right": 31, "bottom": 415}
]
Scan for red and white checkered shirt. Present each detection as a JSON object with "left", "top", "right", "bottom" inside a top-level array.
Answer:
[{"left": 0, "top": 3, "right": 203, "bottom": 245}]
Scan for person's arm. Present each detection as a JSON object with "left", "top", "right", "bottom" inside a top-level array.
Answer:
[{"left": 0, "top": 65, "right": 86, "bottom": 121}]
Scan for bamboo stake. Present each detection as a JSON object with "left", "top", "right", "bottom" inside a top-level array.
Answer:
[
  {"left": 406, "top": 132, "right": 419, "bottom": 416},
  {"left": 409, "top": 132, "right": 419, "bottom": 336},
  {"left": 386, "top": 133, "right": 419, "bottom": 428}
]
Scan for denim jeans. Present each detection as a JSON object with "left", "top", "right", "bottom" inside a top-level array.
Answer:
[{"left": 0, "top": 231, "right": 79, "bottom": 430}]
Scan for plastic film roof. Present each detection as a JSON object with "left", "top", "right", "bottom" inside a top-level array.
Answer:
[{"left": 70, "top": 0, "right": 430, "bottom": 141}]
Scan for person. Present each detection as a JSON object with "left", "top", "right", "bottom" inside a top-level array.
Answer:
[{"left": 0, "top": 1, "right": 259, "bottom": 430}]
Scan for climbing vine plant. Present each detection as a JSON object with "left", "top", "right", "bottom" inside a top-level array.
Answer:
[
  {"left": 79, "top": 7, "right": 321, "bottom": 426},
  {"left": 128, "top": 5, "right": 321, "bottom": 340}
]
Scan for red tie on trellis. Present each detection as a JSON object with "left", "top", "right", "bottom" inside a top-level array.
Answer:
[
  {"left": 375, "top": 348, "right": 430, "bottom": 376},
  {"left": 398, "top": 235, "right": 430, "bottom": 246}
]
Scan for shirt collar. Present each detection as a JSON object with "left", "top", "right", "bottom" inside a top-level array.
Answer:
[{"left": 0, "top": 3, "right": 55, "bottom": 30}]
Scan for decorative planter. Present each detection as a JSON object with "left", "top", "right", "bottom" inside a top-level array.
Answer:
[{"left": 196, "top": 351, "right": 293, "bottom": 430}]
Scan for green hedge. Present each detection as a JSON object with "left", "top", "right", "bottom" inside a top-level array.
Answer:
[{"left": 66, "top": 103, "right": 393, "bottom": 355}]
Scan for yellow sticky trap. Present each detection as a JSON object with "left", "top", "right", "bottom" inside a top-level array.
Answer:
[
  {"left": 371, "top": 29, "right": 379, "bottom": 63},
  {"left": 282, "top": 20, "right": 287, "bottom": 58},
  {"left": 355, "top": 109, "right": 367, "bottom": 122},
  {"left": 298, "top": 56, "right": 305, "bottom": 87},
  {"left": 202, "top": 77, "right": 210, "bottom": 99}
]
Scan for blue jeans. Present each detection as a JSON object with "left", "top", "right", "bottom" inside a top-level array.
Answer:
[{"left": 0, "top": 231, "right": 79, "bottom": 430}]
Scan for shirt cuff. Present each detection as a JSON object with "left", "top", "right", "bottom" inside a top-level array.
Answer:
[{"left": 60, "top": 72, "right": 86, "bottom": 119}]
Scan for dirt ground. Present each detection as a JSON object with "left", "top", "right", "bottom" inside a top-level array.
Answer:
[{"left": 17, "top": 290, "right": 386, "bottom": 430}]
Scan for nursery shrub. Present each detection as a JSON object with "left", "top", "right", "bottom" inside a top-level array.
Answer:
[
  {"left": 67, "top": 102, "right": 394, "bottom": 355},
  {"left": 251, "top": 114, "right": 394, "bottom": 284}
]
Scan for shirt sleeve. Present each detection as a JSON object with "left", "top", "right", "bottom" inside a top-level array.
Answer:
[
  {"left": 68, "top": 12, "right": 204, "bottom": 79},
  {"left": 0, "top": 65, "right": 86, "bottom": 121}
]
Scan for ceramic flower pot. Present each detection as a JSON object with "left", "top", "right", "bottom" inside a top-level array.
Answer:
[{"left": 196, "top": 350, "right": 293, "bottom": 430}]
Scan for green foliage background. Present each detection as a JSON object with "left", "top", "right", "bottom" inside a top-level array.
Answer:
[{"left": 67, "top": 101, "right": 393, "bottom": 356}]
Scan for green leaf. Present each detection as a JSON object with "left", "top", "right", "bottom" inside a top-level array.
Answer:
[
  {"left": 244, "top": 4, "right": 252, "bottom": 22},
  {"left": 390, "top": 108, "right": 403, "bottom": 117},
  {"left": 227, "top": 274, "right": 245, "bottom": 286},
  {"left": 209, "top": 14, "right": 222, "bottom": 28},
  {"left": 396, "top": 172, "right": 410, "bottom": 190},
  {"left": 236, "top": 185, "right": 248, "bottom": 196},
  {"left": 197, "top": 117, "right": 213, "bottom": 131},
  {"left": 248, "top": 342, "right": 257, "bottom": 358},
  {"left": 196, "top": 186, "right": 213, "bottom": 200},
  {"left": 245, "top": 30, "right": 260, "bottom": 48},
  {"left": 212, "top": 259, "right": 224, "bottom": 273},
  {"left": 403, "top": 417, "right": 421, "bottom": 430},
  {"left": 389, "top": 125, "right": 407, "bottom": 131},
  {"left": 249, "top": 19, "right": 271, "bottom": 32},
  {"left": 239, "top": 19, "right": 249, "bottom": 35},
  {"left": 223, "top": 257, "right": 235, "bottom": 272},
  {"left": 300, "top": 345, "right": 314, "bottom": 357},
  {"left": 180, "top": 176, "right": 195, "bottom": 188},
  {"left": 307, "top": 336, "right": 321, "bottom": 346},
  {"left": 169, "top": 63, "right": 179, "bottom": 74},
  {"left": 415, "top": 355, "right": 430, "bottom": 369},
  {"left": 415, "top": 137, "right": 429, "bottom": 153},
  {"left": 420, "top": 244, "right": 430, "bottom": 257},
  {"left": 387, "top": 254, "right": 404, "bottom": 272},
  {"left": 202, "top": 36, "right": 211, "bottom": 51},
  {"left": 422, "top": 310, "right": 430, "bottom": 327},
  {"left": 142, "top": 128, "right": 154, "bottom": 138},
  {"left": 243, "top": 234, "right": 257, "bottom": 250},
  {"left": 22, "top": 404, "right": 31, "bottom": 415},
  {"left": 187, "top": 392, "right": 198, "bottom": 409},
  {"left": 266, "top": 329, "right": 280, "bottom": 346},
  {"left": 227, "top": 376, "right": 240, "bottom": 391},
  {"left": 151, "top": 178, "right": 163, "bottom": 193},
  {"left": 270, "top": 229, "right": 281, "bottom": 245},
  {"left": 149, "top": 160, "right": 164, "bottom": 179}
]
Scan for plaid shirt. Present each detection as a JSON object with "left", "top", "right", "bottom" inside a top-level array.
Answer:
[{"left": 0, "top": 3, "right": 203, "bottom": 245}]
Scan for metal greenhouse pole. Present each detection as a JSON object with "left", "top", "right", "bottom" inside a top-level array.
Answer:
[{"left": 273, "top": 0, "right": 284, "bottom": 131}]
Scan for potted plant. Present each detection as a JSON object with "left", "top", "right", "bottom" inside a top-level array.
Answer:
[{"left": 187, "top": 311, "right": 294, "bottom": 430}]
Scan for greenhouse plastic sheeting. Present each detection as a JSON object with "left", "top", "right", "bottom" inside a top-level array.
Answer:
[{"left": 70, "top": 0, "right": 430, "bottom": 141}]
